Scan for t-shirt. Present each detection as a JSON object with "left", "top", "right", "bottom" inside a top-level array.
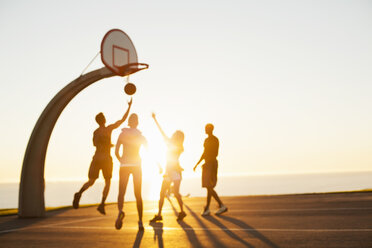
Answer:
[
  {"left": 203, "top": 135, "right": 219, "bottom": 162},
  {"left": 116, "top": 128, "right": 147, "bottom": 166},
  {"left": 93, "top": 126, "right": 114, "bottom": 155}
]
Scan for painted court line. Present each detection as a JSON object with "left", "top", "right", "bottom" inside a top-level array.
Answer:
[
  {"left": 141, "top": 207, "right": 372, "bottom": 215},
  {"left": 138, "top": 207, "right": 372, "bottom": 215},
  {"left": 0, "top": 228, "right": 25, "bottom": 235},
  {"left": 0, "top": 216, "right": 104, "bottom": 234},
  {"left": 1, "top": 207, "right": 371, "bottom": 234},
  {"left": 227, "top": 207, "right": 372, "bottom": 213},
  {"left": 2, "top": 219, "right": 372, "bottom": 234},
  {"left": 32, "top": 225, "right": 372, "bottom": 233},
  {"left": 142, "top": 207, "right": 372, "bottom": 215},
  {"left": 39, "top": 216, "right": 105, "bottom": 227}
]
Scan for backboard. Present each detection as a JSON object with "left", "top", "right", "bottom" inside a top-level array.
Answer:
[{"left": 101, "top": 29, "right": 148, "bottom": 76}]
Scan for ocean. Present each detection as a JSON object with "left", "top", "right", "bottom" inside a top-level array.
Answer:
[{"left": 1, "top": 171, "right": 371, "bottom": 209}]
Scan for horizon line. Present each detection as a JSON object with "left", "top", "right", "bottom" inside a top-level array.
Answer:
[{"left": 1, "top": 170, "right": 372, "bottom": 184}]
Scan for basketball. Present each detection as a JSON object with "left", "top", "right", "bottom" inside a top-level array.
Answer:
[{"left": 124, "top": 83, "right": 136, "bottom": 95}]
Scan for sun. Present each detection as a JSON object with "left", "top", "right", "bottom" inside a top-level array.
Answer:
[{"left": 139, "top": 130, "right": 167, "bottom": 200}]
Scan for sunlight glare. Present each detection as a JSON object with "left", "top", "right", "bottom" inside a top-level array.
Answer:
[{"left": 139, "top": 129, "right": 167, "bottom": 200}]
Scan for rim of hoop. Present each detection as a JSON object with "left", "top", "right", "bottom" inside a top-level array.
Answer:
[{"left": 117, "top": 63, "right": 149, "bottom": 77}]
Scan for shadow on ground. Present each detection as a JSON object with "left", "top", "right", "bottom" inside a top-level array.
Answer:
[
  {"left": 185, "top": 202, "right": 279, "bottom": 248},
  {"left": 132, "top": 229, "right": 144, "bottom": 248},
  {"left": 183, "top": 203, "right": 231, "bottom": 248},
  {"left": 0, "top": 208, "right": 68, "bottom": 236},
  {"left": 167, "top": 198, "right": 204, "bottom": 247},
  {"left": 218, "top": 215, "right": 280, "bottom": 247},
  {"left": 149, "top": 221, "right": 164, "bottom": 248}
]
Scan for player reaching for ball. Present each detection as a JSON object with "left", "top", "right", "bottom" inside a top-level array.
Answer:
[
  {"left": 150, "top": 113, "right": 187, "bottom": 223},
  {"left": 73, "top": 98, "right": 133, "bottom": 215}
]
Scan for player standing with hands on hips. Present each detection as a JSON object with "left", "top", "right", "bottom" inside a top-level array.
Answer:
[{"left": 194, "top": 123, "right": 227, "bottom": 216}]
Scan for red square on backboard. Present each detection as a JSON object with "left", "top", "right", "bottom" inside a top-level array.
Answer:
[{"left": 113, "top": 45, "right": 130, "bottom": 69}]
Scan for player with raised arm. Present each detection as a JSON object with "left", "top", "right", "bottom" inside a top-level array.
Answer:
[
  {"left": 73, "top": 99, "right": 133, "bottom": 215},
  {"left": 194, "top": 123, "right": 227, "bottom": 216},
  {"left": 115, "top": 113, "right": 147, "bottom": 231},
  {"left": 150, "top": 113, "right": 187, "bottom": 223}
]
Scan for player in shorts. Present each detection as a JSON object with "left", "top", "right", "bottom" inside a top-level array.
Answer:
[
  {"left": 115, "top": 113, "right": 147, "bottom": 231},
  {"left": 73, "top": 99, "right": 133, "bottom": 215},
  {"left": 150, "top": 113, "right": 186, "bottom": 222},
  {"left": 194, "top": 123, "right": 227, "bottom": 216}
]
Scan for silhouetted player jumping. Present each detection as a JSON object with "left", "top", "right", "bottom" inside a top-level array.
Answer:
[
  {"left": 194, "top": 123, "right": 227, "bottom": 216},
  {"left": 115, "top": 113, "right": 147, "bottom": 231},
  {"left": 73, "top": 99, "right": 132, "bottom": 214}
]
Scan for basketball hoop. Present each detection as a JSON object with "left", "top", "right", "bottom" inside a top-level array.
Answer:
[{"left": 101, "top": 29, "right": 148, "bottom": 76}]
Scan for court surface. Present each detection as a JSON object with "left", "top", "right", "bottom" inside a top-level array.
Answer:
[{"left": 1, "top": 192, "right": 372, "bottom": 247}]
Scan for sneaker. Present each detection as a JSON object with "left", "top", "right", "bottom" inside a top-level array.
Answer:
[
  {"left": 97, "top": 204, "right": 105, "bottom": 215},
  {"left": 177, "top": 211, "right": 187, "bottom": 221},
  {"left": 149, "top": 215, "right": 163, "bottom": 223},
  {"left": 115, "top": 211, "right": 125, "bottom": 230},
  {"left": 215, "top": 205, "right": 228, "bottom": 215},
  {"left": 138, "top": 221, "right": 144, "bottom": 231},
  {"left": 201, "top": 208, "right": 210, "bottom": 216},
  {"left": 73, "top": 192, "right": 81, "bottom": 209}
]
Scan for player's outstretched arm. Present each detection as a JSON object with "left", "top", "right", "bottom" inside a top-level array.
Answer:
[
  {"left": 151, "top": 113, "right": 169, "bottom": 141},
  {"left": 109, "top": 98, "right": 133, "bottom": 129},
  {"left": 193, "top": 152, "right": 205, "bottom": 171}
]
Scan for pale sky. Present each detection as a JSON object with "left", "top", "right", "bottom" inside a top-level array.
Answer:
[{"left": 0, "top": 0, "right": 371, "bottom": 183}]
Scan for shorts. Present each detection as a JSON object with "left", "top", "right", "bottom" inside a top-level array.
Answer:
[
  {"left": 119, "top": 166, "right": 142, "bottom": 195},
  {"left": 202, "top": 160, "right": 218, "bottom": 188},
  {"left": 163, "top": 170, "right": 182, "bottom": 183},
  {"left": 119, "top": 165, "right": 142, "bottom": 182},
  {"left": 88, "top": 154, "right": 113, "bottom": 180}
]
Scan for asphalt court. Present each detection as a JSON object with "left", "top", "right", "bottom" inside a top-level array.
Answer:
[{"left": 1, "top": 192, "right": 372, "bottom": 247}]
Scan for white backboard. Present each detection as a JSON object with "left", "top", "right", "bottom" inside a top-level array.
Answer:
[{"left": 101, "top": 29, "right": 138, "bottom": 75}]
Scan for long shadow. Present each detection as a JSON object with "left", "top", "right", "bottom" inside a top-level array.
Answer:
[
  {"left": 184, "top": 204, "right": 227, "bottom": 248},
  {"left": 204, "top": 215, "right": 254, "bottom": 248},
  {"left": 218, "top": 215, "right": 280, "bottom": 248},
  {"left": 167, "top": 198, "right": 203, "bottom": 247},
  {"left": 0, "top": 208, "right": 69, "bottom": 236},
  {"left": 149, "top": 222, "right": 164, "bottom": 248},
  {"left": 132, "top": 229, "right": 144, "bottom": 248}
]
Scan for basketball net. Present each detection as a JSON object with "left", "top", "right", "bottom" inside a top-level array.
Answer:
[{"left": 126, "top": 75, "right": 131, "bottom": 84}]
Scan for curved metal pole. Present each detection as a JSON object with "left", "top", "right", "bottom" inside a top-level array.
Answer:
[{"left": 19, "top": 67, "right": 115, "bottom": 217}]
